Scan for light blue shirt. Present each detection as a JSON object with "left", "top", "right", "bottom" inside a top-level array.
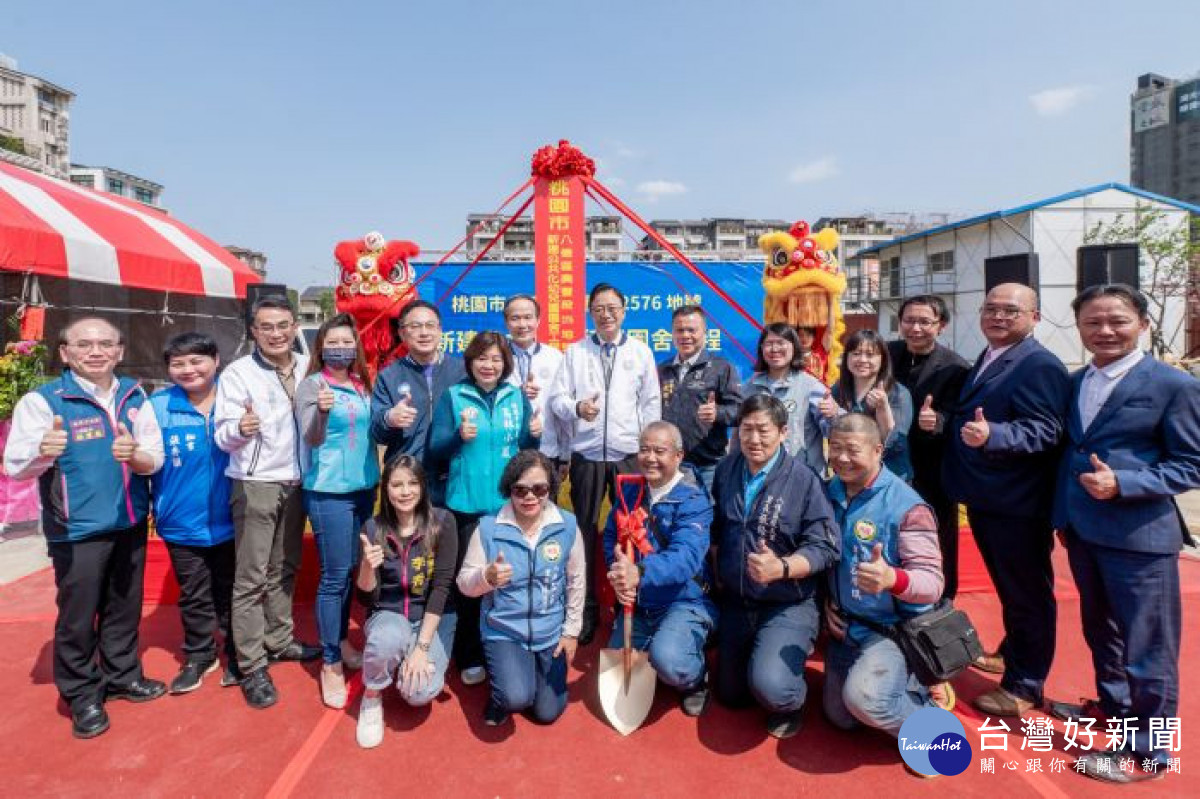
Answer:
[{"left": 743, "top": 447, "right": 783, "bottom": 510}]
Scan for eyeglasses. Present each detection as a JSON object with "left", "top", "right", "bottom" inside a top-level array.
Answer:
[
  {"left": 900, "top": 318, "right": 939, "bottom": 328},
  {"left": 590, "top": 305, "right": 623, "bottom": 317},
  {"left": 979, "top": 305, "right": 1030, "bottom": 320},
  {"left": 403, "top": 321, "right": 440, "bottom": 332},
  {"left": 762, "top": 341, "right": 791, "bottom": 351},
  {"left": 511, "top": 483, "right": 551, "bottom": 499},
  {"left": 65, "top": 340, "right": 120, "bottom": 352},
  {"left": 254, "top": 322, "right": 294, "bottom": 333}
]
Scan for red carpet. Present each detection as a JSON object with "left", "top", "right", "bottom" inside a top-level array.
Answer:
[{"left": 1, "top": 548, "right": 1195, "bottom": 797}]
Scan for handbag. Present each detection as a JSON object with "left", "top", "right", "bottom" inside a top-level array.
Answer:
[{"left": 841, "top": 600, "right": 984, "bottom": 686}]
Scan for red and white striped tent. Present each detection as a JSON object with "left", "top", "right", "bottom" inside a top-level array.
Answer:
[
  {"left": 0, "top": 161, "right": 263, "bottom": 377},
  {"left": 0, "top": 161, "right": 260, "bottom": 298}
]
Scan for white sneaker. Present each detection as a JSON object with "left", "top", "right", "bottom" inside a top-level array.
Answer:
[
  {"left": 356, "top": 692, "right": 384, "bottom": 749},
  {"left": 460, "top": 666, "right": 487, "bottom": 686}
]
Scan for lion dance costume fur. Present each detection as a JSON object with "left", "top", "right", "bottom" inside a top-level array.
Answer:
[
  {"left": 758, "top": 220, "right": 846, "bottom": 385},
  {"left": 333, "top": 231, "right": 418, "bottom": 376}
]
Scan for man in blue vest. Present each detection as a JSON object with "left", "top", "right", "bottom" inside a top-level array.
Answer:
[{"left": 4, "top": 317, "right": 165, "bottom": 738}]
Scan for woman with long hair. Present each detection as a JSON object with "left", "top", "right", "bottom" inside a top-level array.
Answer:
[
  {"left": 354, "top": 455, "right": 457, "bottom": 747},
  {"left": 819, "top": 329, "right": 914, "bottom": 481},
  {"left": 427, "top": 330, "right": 540, "bottom": 687},
  {"left": 294, "top": 312, "right": 380, "bottom": 707},
  {"left": 740, "top": 322, "right": 828, "bottom": 474}
]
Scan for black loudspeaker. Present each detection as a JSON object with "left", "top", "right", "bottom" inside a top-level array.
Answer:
[
  {"left": 244, "top": 282, "right": 289, "bottom": 328},
  {"left": 1077, "top": 244, "right": 1139, "bottom": 292},
  {"left": 984, "top": 253, "right": 1039, "bottom": 293}
]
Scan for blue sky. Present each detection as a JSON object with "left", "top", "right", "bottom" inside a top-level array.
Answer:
[{"left": 7, "top": 0, "right": 1199, "bottom": 289}]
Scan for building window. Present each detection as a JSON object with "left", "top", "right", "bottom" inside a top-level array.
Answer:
[
  {"left": 107, "top": 178, "right": 124, "bottom": 195},
  {"left": 134, "top": 187, "right": 154, "bottom": 203},
  {"left": 886, "top": 256, "right": 901, "bottom": 298},
  {"left": 928, "top": 250, "right": 954, "bottom": 273},
  {"left": 70, "top": 175, "right": 95, "bottom": 188}
]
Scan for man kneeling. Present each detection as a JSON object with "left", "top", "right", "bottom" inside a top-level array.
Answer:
[
  {"left": 604, "top": 421, "right": 717, "bottom": 716},
  {"left": 823, "top": 413, "right": 948, "bottom": 736}
]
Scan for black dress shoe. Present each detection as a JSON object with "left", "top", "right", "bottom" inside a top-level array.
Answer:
[
  {"left": 106, "top": 678, "right": 167, "bottom": 703},
  {"left": 483, "top": 699, "right": 511, "bottom": 727},
  {"left": 71, "top": 703, "right": 110, "bottom": 739},
  {"left": 240, "top": 667, "right": 278, "bottom": 709},
  {"left": 170, "top": 658, "right": 218, "bottom": 695},
  {"left": 220, "top": 662, "right": 244, "bottom": 688},
  {"left": 680, "top": 677, "right": 711, "bottom": 717},
  {"left": 766, "top": 710, "right": 804, "bottom": 739},
  {"left": 267, "top": 641, "right": 321, "bottom": 662}
]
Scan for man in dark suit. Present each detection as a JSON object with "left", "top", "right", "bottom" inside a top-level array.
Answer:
[
  {"left": 1050, "top": 284, "right": 1200, "bottom": 783},
  {"left": 888, "top": 295, "right": 970, "bottom": 599},
  {"left": 942, "top": 282, "right": 1070, "bottom": 717}
]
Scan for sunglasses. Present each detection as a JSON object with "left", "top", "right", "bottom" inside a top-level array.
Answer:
[{"left": 511, "top": 483, "right": 551, "bottom": 499}]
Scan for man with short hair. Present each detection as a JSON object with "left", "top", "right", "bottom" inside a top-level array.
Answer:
[
  {"left": 822, "top": 413, "right": 947, "bottom": 738},
  {"left": 1052, "top": 284, "right": 1200, "bottom": 783},
  {"left": 887, "top": 295, "right": 969, "bottom": 599},
  {"left": 658, "top": 305, "right": 743, "bottom": 494},
  {"left": 604, "top": 421, "right": 717, "bottom": 716},
  {"left": 943, "top": 283, "right": 1070, "bottom": 717},
  {"left": 370, "top": 300, "right": 466, "bottom": 505},
  {"left": 503, "top": 294, "right": 570, "bottom": 465},
  {"left": 215, "top": 295, "right": 319, "bottom": 709},
  {"left": 550, "top": 283, "right": 661, "bottom": 644},
  {"left": 4, "top": 317, "right": 165, "bottom": 738}
]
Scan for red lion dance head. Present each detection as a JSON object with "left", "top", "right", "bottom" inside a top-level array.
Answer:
[{"left": 333, "top": 231, "right": 419, "bottom": 377}]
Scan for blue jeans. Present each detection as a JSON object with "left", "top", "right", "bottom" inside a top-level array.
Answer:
[
  {"left": 483, "top": 639, "right": 568, "bottom": 724},
  {"left": 716, "top": 599, "right": 819, "bottom": 713},
  {"left": 362, "top": 610, "right": 456, "bottom": 706},
  {"left": 608, "top": 598, "right": 717, "bottom": 691},
  {"left": 304, "top": 489, "right": 375, "bottom": 664},
  {"left": 823, "top": 632, "right": 931, "bottom": 736}
]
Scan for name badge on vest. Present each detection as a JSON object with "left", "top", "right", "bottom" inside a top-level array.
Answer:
[
  {"left": 70, "top": 415, "right": 106, "bottom": 442},
  {"left": 854, "top": 519, "right": 878, "bottom": 541},
  {"left": 541, "top": 540, "right": 563, "bottom": 562}
]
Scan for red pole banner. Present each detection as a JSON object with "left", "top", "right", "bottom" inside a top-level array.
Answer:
[{"left": 534, "top": 175, "right": 587, "bottom": 349}]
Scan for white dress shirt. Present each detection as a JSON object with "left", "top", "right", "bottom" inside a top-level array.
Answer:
[
  {"left": 1079, "top": 349, "right": 1144, "bottom": 431},
  {"left": 3, "top": 373, "right": 164, "bottom": 480}
]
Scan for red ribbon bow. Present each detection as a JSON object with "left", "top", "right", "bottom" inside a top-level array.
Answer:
[{"left": 615, "top": 506, "right": 654, "bottom": 557}]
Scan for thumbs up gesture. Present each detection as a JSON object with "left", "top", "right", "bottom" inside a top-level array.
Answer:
[
  {"left": 818, "top": 389, "right": 839, "bottom": 420},
  {"left": 1079, "top": 452, "right": 1119, "bottom": 500},
  {"left": 697, "top": 391, "right": 718, "bottom": 426},
  {"left": 485, "top": 550, "right": 512, "bottom": 589},
  {"left": 577, "top": 393, "right": 601, "bottom": 422},
  {"left": 316, "top": 379, "right": 335, "bottom": 413},
  {"left": 387, "top": 393, "right": 417, "bottom": 430},
  {"left": 111, "top": 421, "right": 138, "bottom": 463},
  {"left": 854, "top": 542, "right": 896, "bottom": 594},
  {"left": 459, "top": 408, "right": 478, "bottom": 442},
  {"left": 522, "top": 371, "right": 540, "bottom": 400},
  {"left": 917, "top": 394, "right": 938, "bottom": 432},
  {"left": 960, "top": 406, "right": 990, "bottom": 448},
  {"left": 40, "top": 415, "right": 68, "bottom": 459},
  {"left": 529, "top": 407, "right": 543, "bottom": 438},
  {"left": 864, "top": 387, "right": 888, "bottom": 412},
  {"left": 607, "top": 543, "right": 640, "bottom": 603},
  {"left": 360, "top": 533, "right": 384, "bottom": 569},
  {"left": 747, "top": 538, "right": 783, "bottom": 585},
  {"left": 239, "top": 399, "right": 261, "bottom": 437}
]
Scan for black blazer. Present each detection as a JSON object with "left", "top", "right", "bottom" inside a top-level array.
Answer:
[
  {"left": 942, "top": 336, "right": 1070, "bottom": 518},
  {"left": 887, "top": 340, "right": 970, "bottom": 487}
]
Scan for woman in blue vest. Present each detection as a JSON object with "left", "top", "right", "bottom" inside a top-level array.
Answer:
[
  {"left": 295, "top": 313, "right": 380, "bottom": 708},
  {"left": 457, "top": 450, "right": 583, "bottom": 726},
  {"left": 740, "top": 323, "right": 828, "bottom": 475},
  {"left": 821, "top": 413, "right": 949, "bottom": 742},
  {"left": 819, "top": 330, "right": 914, "bottom": 481},
  {"left": 149, "top": 332, "right": 238, "bottom": 693},
  {"left": 354, "top": 455, "right": 458, "bottom": 748},
  {"left": 428, "top": 331, "right": 540, "bottom": 686}
]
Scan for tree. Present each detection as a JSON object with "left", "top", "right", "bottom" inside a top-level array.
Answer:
[
  {"left": 319, "top": 290, "right": 336, "bottom": 321},
  {"left": 1083, "top": 204, "right": 1199, "bottom": 360}
]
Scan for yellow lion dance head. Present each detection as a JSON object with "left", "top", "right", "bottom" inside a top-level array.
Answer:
[{"left": 758, "top": 220, "right": 846, "bottom": 385}]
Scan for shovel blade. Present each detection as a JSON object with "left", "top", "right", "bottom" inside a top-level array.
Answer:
[{"left": 598, "top": 648, "right": 656, "bottom": 736}]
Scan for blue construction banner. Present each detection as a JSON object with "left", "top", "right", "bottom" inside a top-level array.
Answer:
[{"left": 415, "top": 260, "right": 766, "bottom": 378}]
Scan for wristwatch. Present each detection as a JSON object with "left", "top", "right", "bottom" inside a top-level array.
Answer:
[{"left": 416, "top": 640, "right": 432, "bottom": 652}]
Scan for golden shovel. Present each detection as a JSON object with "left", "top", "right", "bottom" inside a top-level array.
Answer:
[{"left": 598, "top": 541, "right": 656, "bottom": 736}]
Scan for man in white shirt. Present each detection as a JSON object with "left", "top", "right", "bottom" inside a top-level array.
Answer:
[
  {"left": 549, "top": 283, "right": 661, "bottom": 643},
  {"left": 3, "top": 317, "right": 165, "bottom": 739},
  {"left": 214, "top": 295, "right": 319, "bottom": 709},
  {"left": 503, "top": 294, "right": 570, "bottom": 465}
]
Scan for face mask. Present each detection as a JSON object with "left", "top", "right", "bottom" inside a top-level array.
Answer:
[{"left": 323, "top": 347, "right": 357, "bottom": 368}]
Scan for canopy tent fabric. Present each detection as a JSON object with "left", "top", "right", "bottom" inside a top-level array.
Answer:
[{"left": 0, "top": 162, "right": 259, "bottom": 299}]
